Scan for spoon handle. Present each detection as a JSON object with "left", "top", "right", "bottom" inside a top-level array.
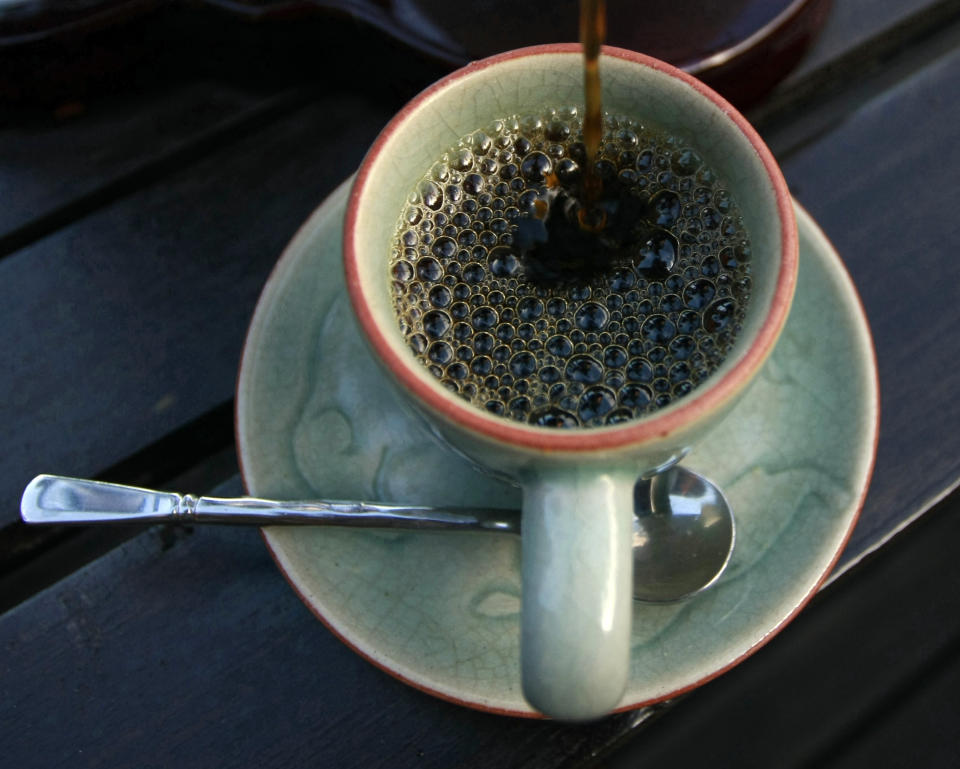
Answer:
[{"left": 20, "top": 475, "right": 519, "bottom": 533}]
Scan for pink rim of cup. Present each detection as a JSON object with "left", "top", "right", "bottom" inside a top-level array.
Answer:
[{"left": 344, "top": 43, "right": 798, "bottom": 453}]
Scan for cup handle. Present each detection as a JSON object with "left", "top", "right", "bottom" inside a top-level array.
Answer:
[{"left": 521, "top": 467, "right": 634, "bottom": 721}]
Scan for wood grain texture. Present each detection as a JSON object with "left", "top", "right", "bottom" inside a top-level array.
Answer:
[
  {"left": 0, "top": 80, "right": 277, "bottom": 245},
  {"left": 781, "top": 0, "right": 960, "bottom": 84},
  {"left": 0, "top": 5, "right": 446, "bottom": 250},
  {"left": 0, "top": 95, "right": 391, "bottom": 527},
  {"left": 604, "top": 487, "right": 960, "bottom": 769},
  {"left": 0, "top": 515, "right": 652, "bottom": 769},
  {"left": 0, "top": 9, "right": 446, "bottom": 529},
  {"left": 774, "top": 42, "right": 960, "bottom": 568}
]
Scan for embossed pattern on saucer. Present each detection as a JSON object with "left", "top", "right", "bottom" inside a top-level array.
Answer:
[{"left": 236, "top": 178, "right": 878, "bottom": 716}]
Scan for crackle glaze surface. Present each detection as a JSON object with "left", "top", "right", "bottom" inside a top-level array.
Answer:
[{"left": 236, "top": 178, "right": 877, "bottom": 716}]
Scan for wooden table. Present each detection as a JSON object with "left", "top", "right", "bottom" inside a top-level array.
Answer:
[{"left": 3, "top": 1, "right": 959, "bottom": 766}]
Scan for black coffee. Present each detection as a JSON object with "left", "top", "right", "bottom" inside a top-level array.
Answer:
[{"left": 388, "top": 109, "right": 752, "bottom": 428}]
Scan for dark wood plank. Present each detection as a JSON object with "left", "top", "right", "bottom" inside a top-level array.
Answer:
[
  {"left": 782, "top": 0, "right": 957, "bottom": 84},
  {"left": 0, "top": 486, "right": 654, "bottom": 769},
  {"left": 0, "top": 5, "right": 448, "bottom": 250},
  {"left": 770, "top": 35, "right": 960, "bottom": 570},
  {"left": 0, "top": 80, "right": 285, "bottom": 245},
  {"left": 0, "top": 7, "right": 452, "bottom": 531},
  {"left": 603, "top": 487, "right": 960, "bottom": 769},
  {"left": 0, "top": 94, "right": 394, "bottom": 527},
  {"left": 818, "top": 644, "right": 960, "bottom": 769},
  {"left": 0, "top": 440, "right": 240, "bottom": 616}
]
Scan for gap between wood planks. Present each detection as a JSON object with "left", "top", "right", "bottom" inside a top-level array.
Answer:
[
  {"left": 0, "top": 400, "right": 237, "bottom": 614},
  {"left": 750, "top": 0, "right": 960, "bottom": 157},
  {"left": 0, "top": 88, "right": 313, "bottom": 260}
]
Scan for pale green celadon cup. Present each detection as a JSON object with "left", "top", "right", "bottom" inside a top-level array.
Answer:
[{"left": 343, "top": 45, "right": 798, "bottom": 721}]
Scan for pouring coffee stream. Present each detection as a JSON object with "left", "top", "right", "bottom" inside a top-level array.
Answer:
[
  {"left": 580, "top": 0, "right": 605, "bottom": 225},
  {"left": 21, "top": 468, "right": 734, "bottom": 603}
]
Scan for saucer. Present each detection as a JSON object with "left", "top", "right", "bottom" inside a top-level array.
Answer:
[{"left": 236, "top": 178, "right": 878, "bottom": 716}]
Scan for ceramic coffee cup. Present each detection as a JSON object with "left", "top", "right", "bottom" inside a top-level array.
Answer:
[{"left": 344, "top": 44, "right": 797, "bottom": 721}]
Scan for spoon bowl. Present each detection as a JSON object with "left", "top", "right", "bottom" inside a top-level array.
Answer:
[{"left": 633, "top": 466, "right": 735, "bottom": 602}]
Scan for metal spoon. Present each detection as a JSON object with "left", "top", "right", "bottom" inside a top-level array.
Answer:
[{"left": 21, "top": 469, "right": 734, "bottom": 602}]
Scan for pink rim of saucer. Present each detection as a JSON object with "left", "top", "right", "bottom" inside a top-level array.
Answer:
[
  {"left": 237, "top": 199, "right": 877, "bottom": 719},
  {"left": 344, "top": 43, "right": 798, "bottom": 453}
]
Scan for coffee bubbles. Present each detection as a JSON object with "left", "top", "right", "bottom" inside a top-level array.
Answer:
[{"left": 389, "top": 108, "right": 751, "bottom": 428}]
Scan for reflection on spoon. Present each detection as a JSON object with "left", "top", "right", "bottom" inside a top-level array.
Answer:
[
  {"left": 633, "top": 465, "right": 735, "bottom": 602},
  {"left": 21, "top": 469, "right": 734, "bottom": 603}
]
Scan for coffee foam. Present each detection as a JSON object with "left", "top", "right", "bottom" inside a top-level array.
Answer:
[{"left": 389, "top": 109, "right": 751, "bottom": 428}]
